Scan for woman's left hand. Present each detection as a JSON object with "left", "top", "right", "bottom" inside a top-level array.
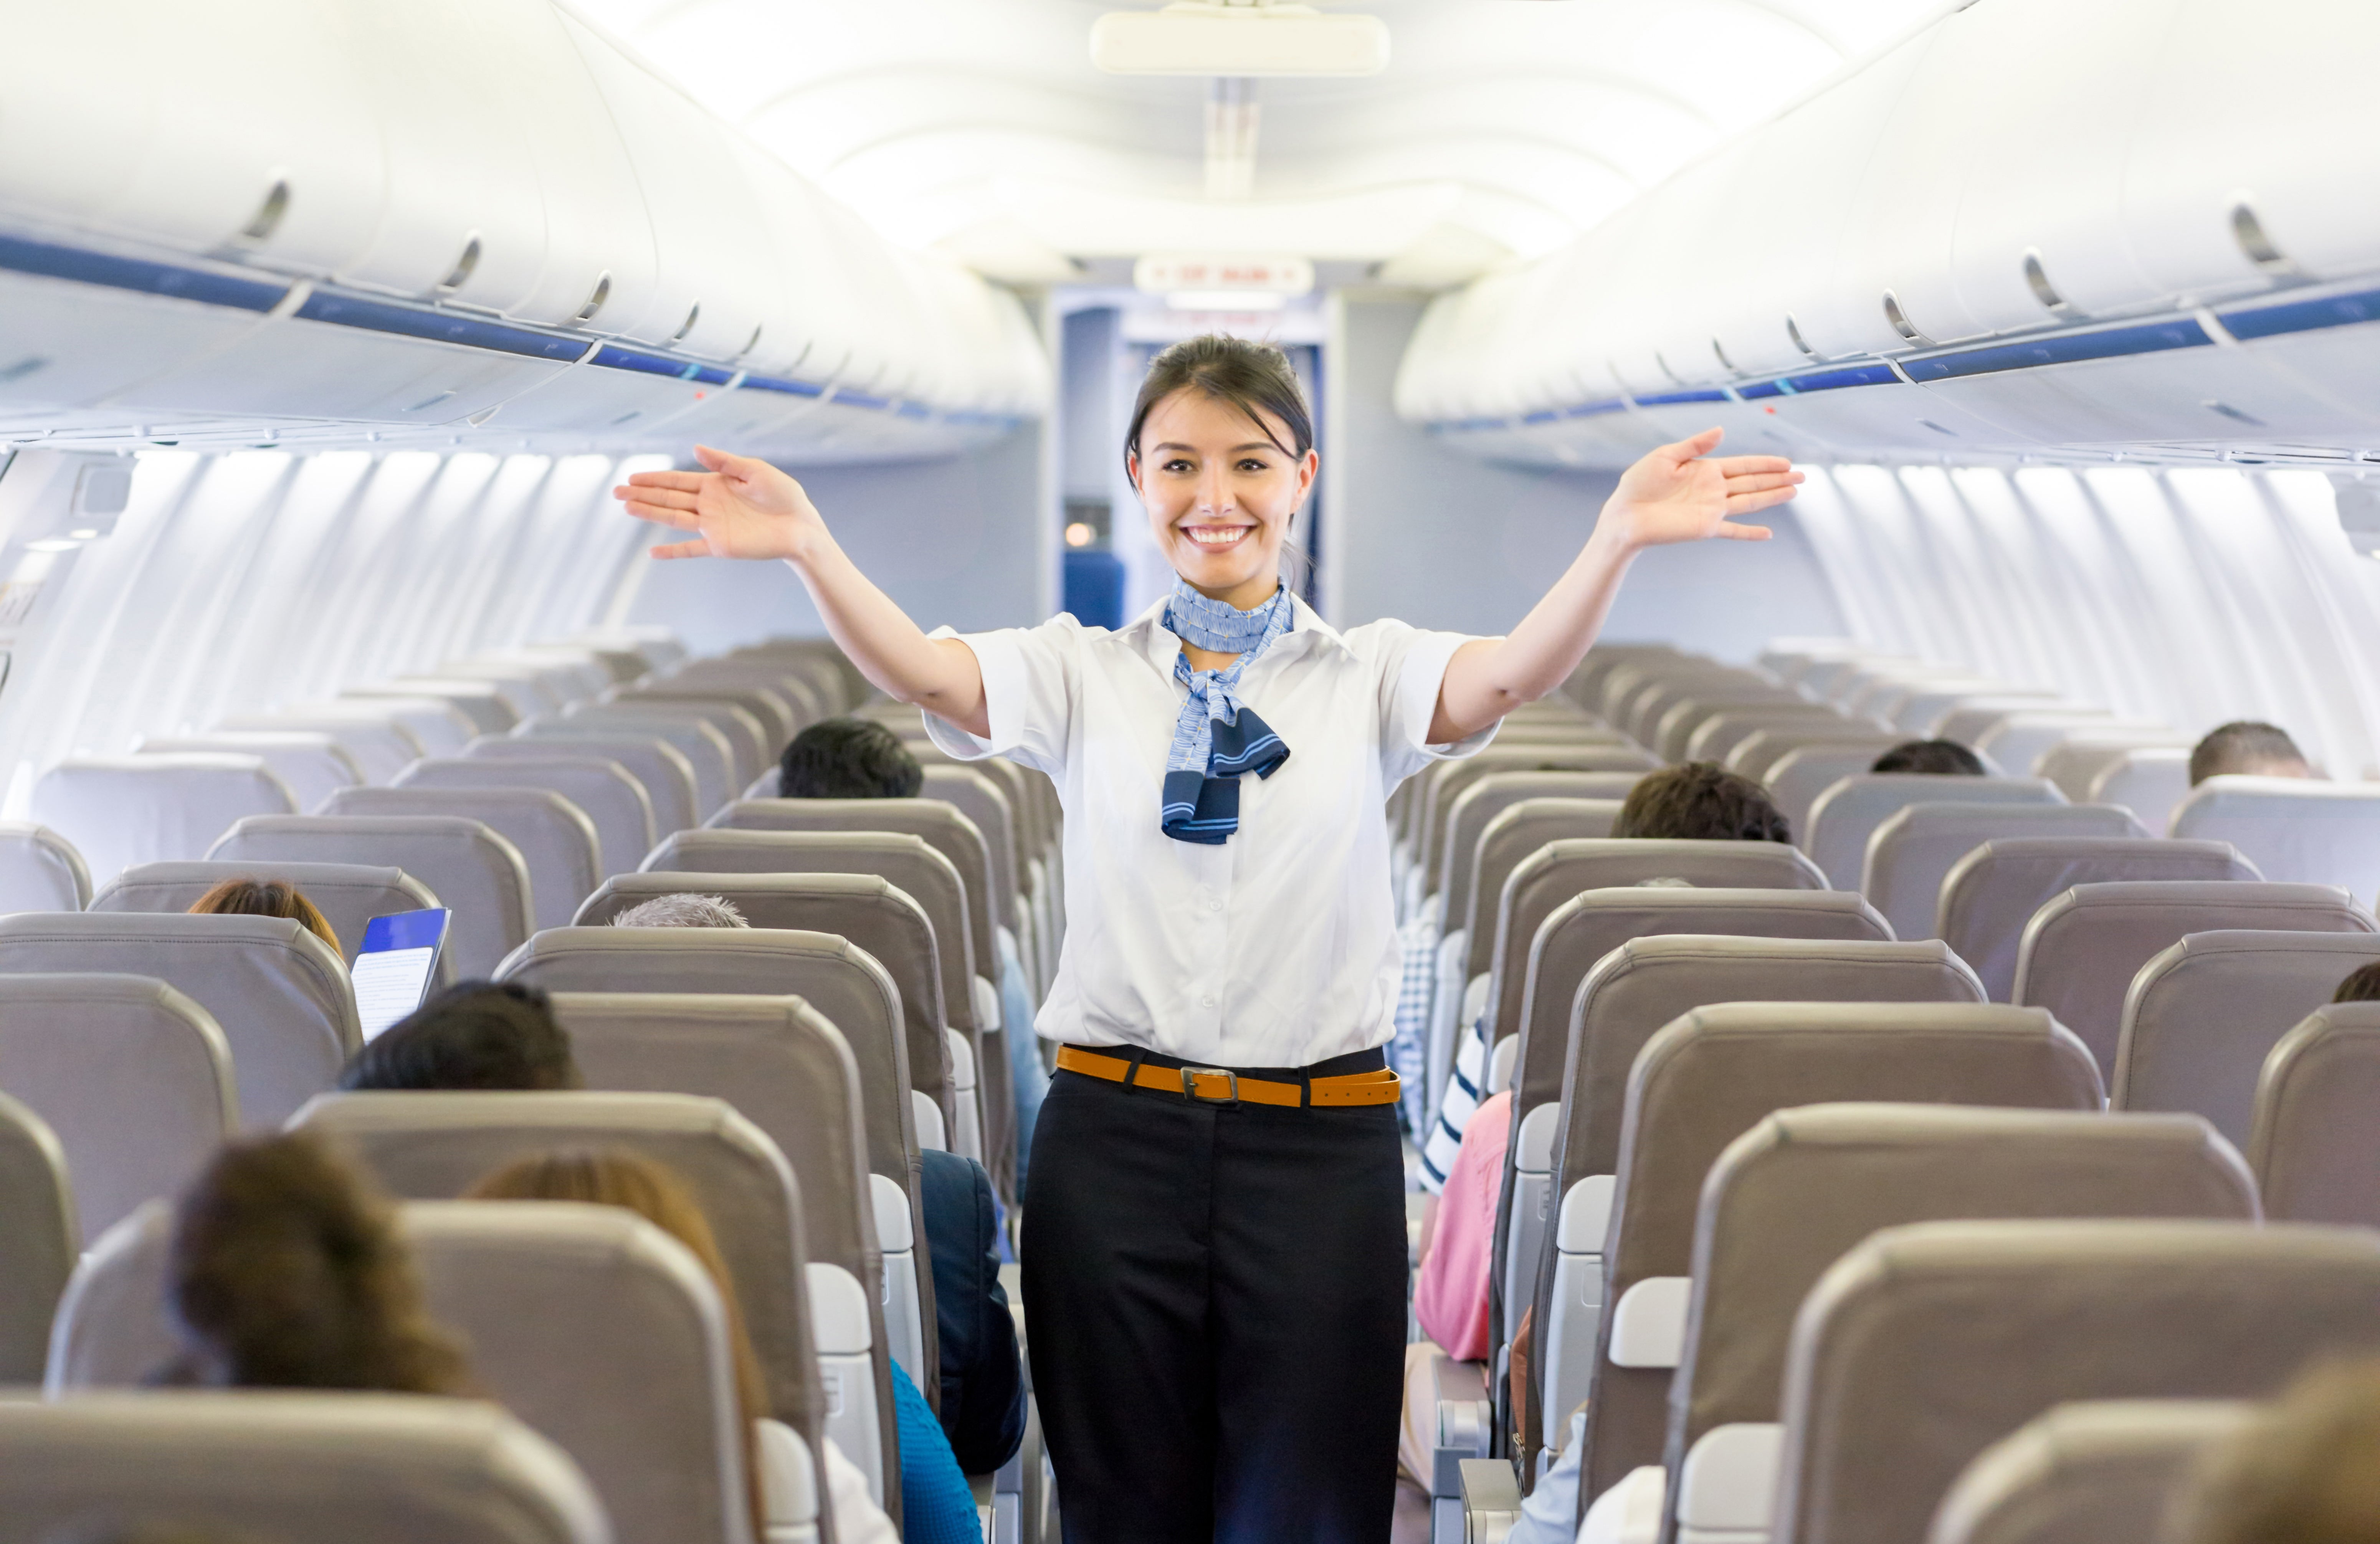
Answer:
[{"left": 1595, "top": 428, "right": 1801, "bottom": 552}]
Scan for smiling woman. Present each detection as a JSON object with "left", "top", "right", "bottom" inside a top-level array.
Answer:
[{"left": 611, "top": 332, "right": 1797, "bottom": 1543}]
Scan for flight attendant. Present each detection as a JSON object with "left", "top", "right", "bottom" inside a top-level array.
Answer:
[{"left": 615, "top": 335, "right": 1799, "bottom": 1542}]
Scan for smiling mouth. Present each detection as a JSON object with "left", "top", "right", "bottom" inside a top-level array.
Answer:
[{"left": 1183, "top": 524, "right": 1253, "bottom": 549}]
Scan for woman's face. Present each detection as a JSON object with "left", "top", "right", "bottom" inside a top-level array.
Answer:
[{"left": 1131, "top": 387, "right": 1317, "bottom": 608}]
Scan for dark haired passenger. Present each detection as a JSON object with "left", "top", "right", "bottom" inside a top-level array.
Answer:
[
  {"left": 161, "top": 1130, "right": 469, "bottom": 1394},
  {"left": 1872, "top": 739, "right": 1987, "bottom": 777},
  {"left": 1611, "top": 761, "right": 1792, "bottom": 842},
  {"left": 777, "top": 717, "right": 924, "bottom": 799},
  {"left": 2333, "top": 961, "right": 2380, "bottom": 1004},
  {"left": 2192, "top": 720, "right": 2314, "bottom": 785},
  {"left": 188, "top": 878, "right": 341, "bottom": 955},
  {"left": 337, "top": 981, "right": 582, "bottom": 1093}
]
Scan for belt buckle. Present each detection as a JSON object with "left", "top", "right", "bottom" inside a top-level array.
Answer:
[{"left": 1180, "top": 1066, "right": 1240, "bottom": 1106}]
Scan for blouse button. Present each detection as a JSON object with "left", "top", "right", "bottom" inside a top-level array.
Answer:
[
  {"left": 1207, "top": 899, "right": 1223, "bottom": 913},
  {"left": 1201, "top": 994, "right": 1218, "bottom": 1007}
]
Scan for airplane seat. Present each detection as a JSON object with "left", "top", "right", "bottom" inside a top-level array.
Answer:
[
  {"left": 0, "top": 972, "right": 233, "bottom": 1240},
  {"left": 353, "top": 679, "right": 524, "bottom": 736},
  {"left": 1860, "top": 802, "right": 2148, "bottom": 942},
  {"left": 2170, "top": 777, "right": 2380, "bottom": 908},
  {"left": 398, "top": 754, "right": 656, "bottom": 879},
  {"left": 573, "top": 871, "right": 944, "bottom": 1167},
  {"left": 92, "top": 857, "right": 446, "bottom": 977},
  {"left": 30, "top": 754, "right": 298, "bottom": 888},
  {"left": 1974, "top": 715, "right": 2172, "bottom": 782},
  {"left": 613, "top": 682, "right": 794, "bottom": 763},
  {"left": 474, "top": 730, "right": 699, "bottom": 841},
  {"left": 1652, "top": 691, "right": 1825, "bottom": 764},
  {"left": 1413, "top": 746, "right": 1656, "bottom": 911},
  {"left": 1438, "top": 773, "right": 1648, "bottom": 939},
  {"left": 575, "top": 694, "right": 772, "bottom": 791},
  {"left": 2114, "top": 930, "right": 2380, "bottom": 1146},
  {"left": 0, "top": 1392, "right": 606, "bottom": 1544},
  {"left": 1770, "top": 1221, "right": 2380, "bottom": 1544},
  {"left": 2250, "top": 1002, "right": 2380, "bottom": 1226},
  {"left": 1926, "top": 1399, "right": 2254, "bottom": 1544},
  {"left": 0, "top": 911, "right": 356, "bottom": 1130},
  {"left": 524, "top": 709, "right": 737, "bottom": 819},
  {"left": 211, "top": 814, "right": 534, "bottom": 981},
  {"left": 1751, "top": 738, "right": 1916, "bottom": 834},
  {"left": 2035, "top": 735, "right": 2196, "bottom": 806},
  {"left": 326, "top": 784, "right": 598, "bottom": 933},
  {"left": 51, "top": 1198, "right": 772, "bottom": 1544},
  {"left": 0, "top": 822, "right": 91, "bottom": 911},
  {"left": 0, "top": 1091, "right": 74, "bottom": 1386},
  {"left": 2012, "top": 881, "right": 2379, "bottom": 1082},
  {"left": 217, "top": 706, "right": 434, "bottom": 784},
  {"left": 1937, "top": 838, "right": 2261, "bottom": 1002},
  {"left": 1684, "top": 705, "right": 1869, "bottom": 767},
  {"left": 1804, "top": 776, "right": 2066, "bottom": 891},
  {"left": 138, "top": 730, "right": 364, "bottom": 813},
  {"left": 2088, "top": 749, "right": 2195, "bottom": 836},
  {"left": 918, "top": 764, "right": 1038, "bottom": 1000}
]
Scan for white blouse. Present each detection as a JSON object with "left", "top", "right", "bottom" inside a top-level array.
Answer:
[{"left": 925, "top": 593, "right": 1494, "bottom": 1069}]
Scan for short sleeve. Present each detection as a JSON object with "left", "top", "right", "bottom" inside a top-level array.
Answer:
[
  {"left": 920, "top": 619, "right": 1077, "bottom": 777},
  {"left": 1369, "top": 620, "right": 1500, "bottom": 787}
]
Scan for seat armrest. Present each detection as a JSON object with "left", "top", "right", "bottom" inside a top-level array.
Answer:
[
  {"left": 1675, "top": 1423, "right": 1782, "bottom": 1544},
  {"left": 1459, "top": 1457, "right": 1523, "bottom": 1544},
  {"left": 1607, "top": 1276, "right": 1691, "bottom": 1370},
  {"left": 1431, "top": 1355, "right": 1491, "bottom": 1497}
]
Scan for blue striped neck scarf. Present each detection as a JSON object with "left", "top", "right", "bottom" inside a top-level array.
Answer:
[{"left": 1159, "top": 579, "right": 1295, "bottom": 844}]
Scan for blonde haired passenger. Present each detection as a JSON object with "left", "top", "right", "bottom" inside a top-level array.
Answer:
[{"left": 187, "top": 877, "right": 340, "bottom": 955}]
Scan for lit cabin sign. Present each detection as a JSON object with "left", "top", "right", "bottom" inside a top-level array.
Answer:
[{"left": 1134, "top": 255, "right": 1315, "bottom": 299}]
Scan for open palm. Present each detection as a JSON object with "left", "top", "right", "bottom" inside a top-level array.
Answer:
[
  {"left": 1603, "top": 428, "right": 1801, "bottom": 549},
  {"left": 612, "top": 445, "right": 826, "bottom": 562}
]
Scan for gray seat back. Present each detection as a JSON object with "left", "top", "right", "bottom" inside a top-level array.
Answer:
[
  {"left": 1806, "top": 775, "right": 2066, "bottom": 889},
  {"left": 354, "top": 680, "right": 521, "bottom": 736},
  {"left": 31, "top": 755, "right": 298, "bottom": 886},
  {"left": 0, "top": 1392, "right": 607, "bottom": 1544},
  {"left": 2171, "top": 776, "right": 2380, "bottom": 906},
  {"left": 1438, "top": 772, "right": 1644, "bottom": 927},
  {"left": 920, "top": 766, "right": 1022, "bottom": 932},
  {"left": 93, "top": 858, "right": 445, "bottom": 975},
  {"left": 1582, "top": 1011, "right": 2111, "bottom": 1499},
  {"left": 1684, "top": 706, "right": 1864, "bottom": 766},
  {"left": 1927, "top": 1399, "right": 2254, "bottom": 1544},
  {"left": 1773, "top": 1221, "right": 2380, "bottom": 1544},
  {"left": 1411, "top": 744, "right": 1655, "bottom": 881},
  {"left": 291, "top": 1090, "right": 822, "bottom": 1439},
  {"left": 0, "top": 973, "right": 233, "bottom": 1239},
  {"left": 1462, "top": 803, "right": 1633, "bottom": 978},
  {"left": 2036, "top": 735, "right": 2194, "bottom": 805},
  {"left": 2090, "top": 748, "right": 2194, "bottom": 836},
  {"left": 2013, "top": 881, "right": 2378, "bottom": 1080},
  {"left": 401, "top": 757, "right": 655, "bottom": 879},
  {"left": 1863, "top": 803, "right": 2147, "bottom": 942},
  {"left": 0, "top": 823, "right": 90, "bottom": 911},
  {"left": 138, "top": 731, "right": 364, "bottom": 814},
  {"left": 712, "top": 799, "right": 991, "bottom": 986},
  {"left": 1671, "top": 1104, "right": 2252, "bottom": 1519},
  {"left": 594, "top": 692, "right": 772, "bottom": 786},
  {"left": 0, "top": 912, "right": 356, "bottom": 1129},
  {"left": 51, "top": 1201, "right": 736, "bottom": 1544},
  {"left": 620, "top": 681, "right": 796, "bottom": 752},
  {"left": 2115, "top": 930, "right": 2380, "bottom": 1146},
  {"left": 471, "top": 732, "right": 699, "bottom": 844},
  {"left": 294, "top": 694, "right": 479, "bottom": 755},
  {"left": 1939, "top": 838, "right": 2261, "bottom": 1001},
  {"left": 329, "top": 785, "right": 598, "bottom": 933},
  {"left": 2250, "top": 1002, "right": 2380, "bottom": 1225},
  {"left": 573, "top": 874, "right": 931, "bottom": 1156},
  {"left": 211, "top": 814, "right": 534, "bottom": 980},
  {"left": 1756, "top": 737, "right": 1917, "bottom": 833},
  {"left": 1483, "top": 839, "right": 1828, "bottom": 1040},
  {"left": 525, "top": 712, "right": 735, "bottom": 819},
  {"left": 0, "top": 1091, "right": 72, "bottom": 1384}
]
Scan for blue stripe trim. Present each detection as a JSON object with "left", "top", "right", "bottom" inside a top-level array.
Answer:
[
  {"left": 1782, "top": 362, "right": 1901, "bottom": 392},
  {"left": 588, "top": 344, "right": 731, "bottom": 384},
  {"left": 292, "top": 291, "right": 588, "bottom": 360},
  {"left": 1521, "top": 409, "right": 1560, "bottom": 425},
  {"left": 2217, "top": 285, "right": 2380, "bottom": 341},
  {"left": 894, "top": 401, "right": 933, "bottom": 420},
  {"left": 834, "top": 389, "right": 890, "bottom": 411},
  {"left": 1566, "top": 398, "right": 1629, "bottom": 417},
  {"left": 0, "top": 231, "right": 287, "bottom": 312},
  {"left": 1736, "top": 380, "right": 1788, "bottom": 400},
  {"left": 1901, "top": 317, "right": 2213, "bottom": 381},
  {"left": 743, "top": 373, "right": 826, "bottom": 398},
  {"left": 1633, "top": 387, "right": 1731, "bottom": 406}
]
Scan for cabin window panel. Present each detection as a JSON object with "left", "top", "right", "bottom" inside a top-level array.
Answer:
[
  {"left": 2254, "top": 471, "right": 2380, "bottom": 778},
  {"left": 1954, "top": 467, "right": 2132, "bottom": 716},
  {"left": 2010, "top": 467, "right": 2180, "bottom": 727},
  {"left": 2081, "top": 468, "right": 2254, "bottom": 734}
]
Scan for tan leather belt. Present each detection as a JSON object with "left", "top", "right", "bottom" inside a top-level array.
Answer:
[{"left": 1055, "top": 1045, "right": 1401, "bottom": 1108}]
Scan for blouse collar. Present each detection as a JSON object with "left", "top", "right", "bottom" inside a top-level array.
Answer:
[{"left": 1121, "top": 589, "right": 1350, "bottom": 679}]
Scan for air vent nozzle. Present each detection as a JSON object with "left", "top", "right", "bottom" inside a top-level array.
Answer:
[
  {"left": 435, "top": 234, "right": 482, "bottom": 296},
  {"left": 2232, "top": 199, "right": 2299, "bottom": 278},
  {"left": 2021, "top": 249, "right": 2075, "bottom": 317},
  {"left": 572, "top": 272, "right": 612, "bottom": 326}
]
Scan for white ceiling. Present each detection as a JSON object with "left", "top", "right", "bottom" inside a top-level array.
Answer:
[{"left": 572, "top": 0, "right": 1942, "bottom": 285}]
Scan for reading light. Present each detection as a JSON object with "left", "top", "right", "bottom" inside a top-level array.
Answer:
[{"left": 1092, "top": 2, "right": 1390, "bottom": 76}]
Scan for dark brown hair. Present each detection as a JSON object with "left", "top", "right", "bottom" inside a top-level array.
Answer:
[
  {"left": 2179, "top": 1356, "right": 2380, "bottom": 1544},
  {"left": 2191, "top": 721, "right": 2310, "bottom": 785},
  {"left": 2333, "top": 961, "right": 2380, "bottom": 1004},
  {"left": 188, "top": 878, "right": 340, "bottom": 955},
  {"left": 466, "top": 1149, "right": 766, "bottom": 1541},
  {"left": 1871, "top": 739, "right": 1986, "bottom": 776},
  {"left": 1123, "top": 334, "right": 1314, "bottom": 477},
  {"left": 166, "top": 1131, "right": 469, "bottom": 1396},
  {"left": 1613, "top": 762, "right": 1791, "bottom": 843}
]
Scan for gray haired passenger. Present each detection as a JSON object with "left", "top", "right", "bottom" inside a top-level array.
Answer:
[{"left": 608, "top": 893, "right": 749, "bottom": 929}]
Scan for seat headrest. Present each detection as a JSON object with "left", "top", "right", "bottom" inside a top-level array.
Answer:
[
  {"left": 0, "top": 1091, "right": 72, "bottom": 1384},
  {"left": 1863, "top": 802, "right": 2148, "bottom": 942},
  {"left": 31, "top": 755, "right": 300, "bottom": 886},
  {"left": 1806, "top": 775, "right": 2065, "bottom": 888},
  {"left": 0, "top": 821, "right": 92, "bottom": 911},
  {"left": 92, "top": 858, "right": 439, "bottom": 966},
  {"left": 2251, "top": 1001, "right": 2380, "bottom": 1226},
  {"left": 1927, "top": 1399, "right": 2256, "bottom": 1544}
]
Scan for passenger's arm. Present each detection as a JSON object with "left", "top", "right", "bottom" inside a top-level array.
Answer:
[
  {"left": 615, "top": 446, "right": 991, "bottom": 736},
  {"left": 1429, "top": 429, "right": 1801, "bottom": 744}
]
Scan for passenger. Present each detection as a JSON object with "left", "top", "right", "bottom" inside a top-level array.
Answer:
[
  {"left": 774, "top": 703, "right": 1049, "bottom": 1198},
  {"left": 2332, "top": 961, "right": 2380, "bottom": 1003},
  {"left": 1871, "top": 738, "right": 1987, "bottom": 775},
  {"left": 2177, "top": 1356, "right": 2380, "bottom": 1544},
  {"left": 617, "top": 332, "right": 1797, "bottom": 1539},
  {"left": 596, "top": 884, "right": 1028, "bottom": 1470},
  {"left": 159, "top": 1130, "right": 469, "bottom": 1395},
  {"left": 464, "top": 1149, "right": 921, "bottom": 1544},
  {"left": 1610, "top": 761, "right": 1792, "bottom": 842},
  {"left": 335, "top": 981, "right": 582, "bottom": 1094},
  {"left": 187, "top": 877, "right": 341, "bottom": 955},
  {"left": 2190, "top": 721, "right": 2314, "bottom": 785}
]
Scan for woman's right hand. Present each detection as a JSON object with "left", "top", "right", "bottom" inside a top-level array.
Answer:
[{"left": 613, "top": 445, "right": 829, "bottom": 564}]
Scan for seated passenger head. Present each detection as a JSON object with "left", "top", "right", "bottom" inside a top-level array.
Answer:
[
  {"left": 777, "top": 717, "right": 923, "bottom": 799},
  {"left": 187, "top": 878, "right": 340, "bottom": 955},
  {"left": 165, "top": 1130, "right": 468, "bottom": 1394},
  {"left": 609, "top": 893, "right": 748, "bottom": 929},
  {"left": 336, "top": 981, "right": 580, "bottom": 1093},
  {"left": 2334, "top": 962, "right": 2380, "bottom": 1005},
  {"left": 1612, "top": 762, "right": 1791, "bottom": 843},
  {"left": 1871, "top": 739, "right": 1987, "bottom": 777},
  {"left": 2178, "top": 1356, "right": 2380, "bottom": 1544},
  {"left": 466, "top": 1148, "right": 765, "bottom": 1537},
  {"left": 2191, "top": 721, "right": 2312, "bottom": 785},
  {"left": 1124, "top": 334, "right": 1316, "bottom": 600}
]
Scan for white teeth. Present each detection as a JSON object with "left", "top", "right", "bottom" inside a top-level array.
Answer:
[{"left": 1187, "top": 527, "right": 1248, "bottom": 547}]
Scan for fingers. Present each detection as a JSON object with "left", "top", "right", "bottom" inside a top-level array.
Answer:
[
  {"left": 621, "top": 500, "right": 700, "bottom": 529},
  {"left": 1712, "top": 455, "right": 1798, "bottom": 476},
  {"left": 1714, "top": 521, "right": 1775, "bottom": 541},
  {"left": 1725, "top": 485, "right": 1801, "bottom": 514},
  {"left": 693, "top": 444, "right": 757, "bottom": 479},
  {"left": 1721, "top": 470, "right": 1804, "bottom": 497},
  {"left": 648, "top": 539, "right": 714, "bottom": 560},
  {"left": 615, "top": 483, "right": 700, "bottom": 513},
  {"left": 1666, "top": 427, "right": 1725, "bottom": 462},
  {"left": 620, "top": 469, "right": 706, "bottom": 493}
]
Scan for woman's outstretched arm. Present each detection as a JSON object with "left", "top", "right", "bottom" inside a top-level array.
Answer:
[
  {"left": 614, "top": 446, "right": 992, "bottom": 737},
  {"left": 1428, "top": 428, "right": 1802, "bottom": 744}
]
